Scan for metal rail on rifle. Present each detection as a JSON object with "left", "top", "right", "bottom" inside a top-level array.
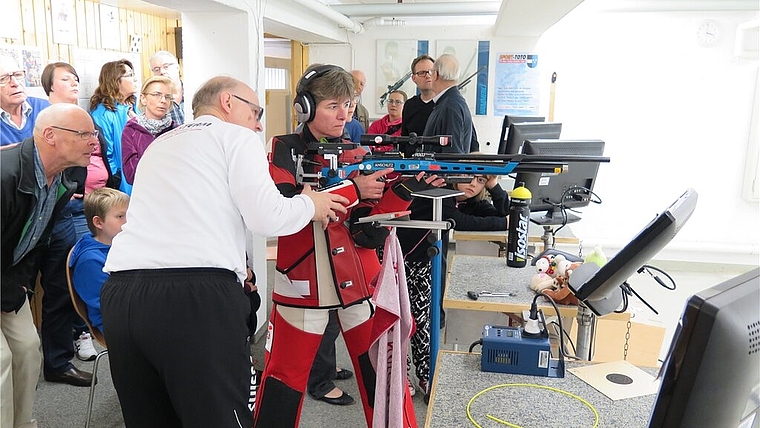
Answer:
[
  {"left": 379, "top": 70, "right": 413, "bottom": 107},
  {"left": 294, "top": 137, "right": 610, "bottom": 188}
]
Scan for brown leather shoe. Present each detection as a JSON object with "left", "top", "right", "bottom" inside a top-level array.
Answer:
[{"left": 44, "top": 367, "right": 95, "bottom": 387}]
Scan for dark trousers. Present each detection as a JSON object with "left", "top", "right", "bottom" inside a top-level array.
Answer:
[
  {"left": 101, "top": 268, "right": 255, "bottom": 428},
  {"left": 307, "top": 310, "right": 340, "bottom": 398},
  {"left": 39, "top": 200, "right": 85, "bottom": 375}
]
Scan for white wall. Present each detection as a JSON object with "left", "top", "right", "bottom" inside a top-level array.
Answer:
[
  {"left": 311, "top": 8, "right": 760, "bottom": 266},
  {"left": 537, "top": 9, "right": 759, "bottom": 265}
]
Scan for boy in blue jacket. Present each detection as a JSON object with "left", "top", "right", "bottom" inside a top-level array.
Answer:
[{"left": 69, "top": 188, "right": 129, "bottom": 332}]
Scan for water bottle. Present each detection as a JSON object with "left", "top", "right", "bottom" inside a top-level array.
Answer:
[{"left": 507, "top": 182, "right": 532, "bottom": 268}]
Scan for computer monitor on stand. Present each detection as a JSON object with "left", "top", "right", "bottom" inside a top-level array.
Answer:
[
  {"left": 499, "top": 121, "right": 561, "bottom": 155},
  {"left": 567, "top": 188, "right": 698, "bottom": 360},
  {"left": 648, "top": 267, "right": 759, "bottom": 428},
  {"left": 497, "top": 115, "right": 545, "bottom": 154},
  {"left": 514, "top": 139, "right": 605, "bottom": 250}
]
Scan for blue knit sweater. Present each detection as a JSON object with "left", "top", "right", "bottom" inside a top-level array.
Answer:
[{"left": 1, "top": 97, "right": 50, "bottom": 146}]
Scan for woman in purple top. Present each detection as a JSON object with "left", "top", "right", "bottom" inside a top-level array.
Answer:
[{"left": 121, "top": 76, "right": 176, "bottom": 185}]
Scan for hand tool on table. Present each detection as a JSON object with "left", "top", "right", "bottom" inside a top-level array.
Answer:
[{"left": 467, "top": 290, "right": 517, "bottom": 300}]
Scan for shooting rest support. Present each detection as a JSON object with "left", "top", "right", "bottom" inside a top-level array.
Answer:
[{"left": 359, "top": 187, "right": 463, "bottom": 393}]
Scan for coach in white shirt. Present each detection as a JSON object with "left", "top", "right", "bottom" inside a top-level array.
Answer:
[{"left": 101, "top": 76, "right": 349, "bottom": 428}]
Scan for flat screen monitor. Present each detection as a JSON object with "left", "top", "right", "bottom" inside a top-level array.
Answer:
[
  {"left": 648, "top": 267, "right": 760, "bottom": 428},
  {"left": 515, "top": 139, "right": 605, "bottom": 226},
  {"left": 568, "top": 188, "right": 698, "bottom": 316},
  {"left": 499, "top": 121, "right": 561, "bottom": 155},
  {"left": 497, "top": 115, "right": 545, "bottom": 154}
]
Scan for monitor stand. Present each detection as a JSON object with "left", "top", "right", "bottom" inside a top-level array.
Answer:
[{"left": 530, "top": 210, "right": 581, "bottom": 250}]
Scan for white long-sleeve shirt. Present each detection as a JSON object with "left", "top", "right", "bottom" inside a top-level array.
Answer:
[{"left": 105, "top": 115, "right": 314, "bottom": 283}]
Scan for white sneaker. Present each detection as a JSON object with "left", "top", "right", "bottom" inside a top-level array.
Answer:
[
  {"left": 75, "top": 332, "right": 97, "bottom": 361},
  {"left": 407, "top": 374, "right": 416, "bottom": 397}
]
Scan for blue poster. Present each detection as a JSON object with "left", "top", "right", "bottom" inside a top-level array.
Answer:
[
  {"left": 493, "top": 53, "right": 540, "bottom": 116},
  {"left": 475, "top": 41, "right": 489, "bottom": 116}
]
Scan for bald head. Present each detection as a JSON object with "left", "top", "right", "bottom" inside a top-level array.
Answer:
[
  {"left": 192, "top": 76, "right": 246, "bottom": 116},
  {"left": 32, "top": 103, "right": 97, "bottom": 180},
  {"left": 33, "top": 103, "right": 91, "bottom": 137},
  {"left": 192, "top": 76, "right": 263, "bottom": 132},
  {"left": 350, "top": 70, "right": 366, "bottom": 94}
]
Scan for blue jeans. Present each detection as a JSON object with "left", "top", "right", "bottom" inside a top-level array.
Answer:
[{"left": 39, "top": 199, "right": 88, "bottom": 374}]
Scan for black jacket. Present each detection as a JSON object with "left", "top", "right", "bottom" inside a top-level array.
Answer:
[
  {"left": 398, "top": 184, "right": 510, "bottom": 262},
  {"left": 1, "top": 138, "right": 77, "bottom": 312}
]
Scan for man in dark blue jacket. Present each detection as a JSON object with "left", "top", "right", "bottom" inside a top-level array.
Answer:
[
  {"left": 423, "top": 54, "right": 473, "bottom": 154},
  {"left": 1, "top": 103, "right": 97, "bottom": 428}
]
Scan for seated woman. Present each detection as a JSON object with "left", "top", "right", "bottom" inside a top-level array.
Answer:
[
  {"left": 399, "top": 174, "right": 509, "bottom": 395},
  {"left": 367, "top": 90, "right": 406, "bottom": 152},
  {"left": 121, "top": 76, "right": 178, "bottom": 185}
]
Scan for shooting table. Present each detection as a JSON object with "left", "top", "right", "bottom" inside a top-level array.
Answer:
[
  {"left": 453, "top": 226, "right": 579, "bottom": 257},
  {"left": 425, "top": 351, "right": 657, "bottom": 428},
  {"left": 442, "top": 255, "right": 631, "bottom": 355}
]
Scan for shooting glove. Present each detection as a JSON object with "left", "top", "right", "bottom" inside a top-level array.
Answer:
[{"left": 349, "top": 206, "right": 391, "bottom": 249}]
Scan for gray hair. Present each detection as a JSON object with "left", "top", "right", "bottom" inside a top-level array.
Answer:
[
  {"left": 191, "top": 76, "right": 243, "bottom": 116},
  {"left": 434, "top": 54, "right": 459, "bottom": 82}
]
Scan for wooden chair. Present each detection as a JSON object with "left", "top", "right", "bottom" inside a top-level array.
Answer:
[{"left": 65, "top": 248, "right": 108, "bottom": 428}]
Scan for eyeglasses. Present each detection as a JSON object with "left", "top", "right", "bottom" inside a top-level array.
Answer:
[
  {"left": 387, "top": 99, "right": 405, "bottom": 105},
  {"left": 120, "top": 72, "right": 135, "bottom": 80},
  {"left": 150, "top": 62, "right": 177, "bottom": 73},
  {"left": 232, "top": 94, "right": 264, "bottom": 121},
  {"left": 413, "top": 69, "right": 435, "bottom": 77},
  {"left": 145, "top": 92, "right": 174, "bottom": 102},
  {"left": 50, "top": 125, "right": 99, "bottom": 140},
  {"left": 0, "top": 70, "right": 26, "bottom": 86}
]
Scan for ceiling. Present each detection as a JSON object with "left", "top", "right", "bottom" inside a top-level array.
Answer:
[{"left": 102, "top": 0, "right": 759, "bottom": 37}]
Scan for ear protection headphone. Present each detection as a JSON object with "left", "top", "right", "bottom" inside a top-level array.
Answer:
[{"left": 293, "top": 64, "right": 342, "bottom": 123}]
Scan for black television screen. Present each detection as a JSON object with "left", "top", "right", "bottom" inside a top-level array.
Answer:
[
  {"left": 497, "top": 115, "right": 545, "bottom": 154},
  {"left": 568, "top": 188, "right": 698, "bottom": 316},
  {"left": 498, "top": 121, "right": 561, "bottom": 155},
  {"left": 516, "top": 139, "right": 605, "bottom": 226},
  {"left": 648, "top": 267, "right": 760, "bottom": 428}
]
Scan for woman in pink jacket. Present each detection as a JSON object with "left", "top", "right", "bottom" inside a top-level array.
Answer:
[
  {"left": 121, "top": 76, "right": 177, "bottom": 184},
  {"left": 367, "top": 90, "right": 406, "bottom": 152}
]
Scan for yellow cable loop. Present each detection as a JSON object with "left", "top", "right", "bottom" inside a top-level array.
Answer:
[{"left": 465, "top": 383, "right": 600, "bottom": 428}]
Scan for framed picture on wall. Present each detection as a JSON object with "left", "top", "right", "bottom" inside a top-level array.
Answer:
[
  {"left": 100, "top": 4, "right": 121, "bottom": 50},
  {"left": 375, "top": 39, "right": 418, "bottom": 115},
  {"left": 51, "top": 0, "right": 77, "bottom": 45}
]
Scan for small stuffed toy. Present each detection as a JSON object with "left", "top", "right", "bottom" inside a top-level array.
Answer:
[
  {"left": 530, "top": 272, "right": 556, "bottom": 292},
  {"left": 584, "top": 245, "right": 608, "bottom": 268},
  {"left": 542, "top": 261, "right": 582, "bottom": 305}
]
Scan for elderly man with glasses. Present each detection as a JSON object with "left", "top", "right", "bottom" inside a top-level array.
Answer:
[
  {"left": 423, "top": 53, "right": 473, "bottom": 154},
  {"left": 149, "top": 50, "right": 185, "bottom": 125},
  {"left": 1, "top": 55, "right": 51, "bottom": 145},
  {"left": 2, "top": 103, "right": 98, "bottom": 428}
]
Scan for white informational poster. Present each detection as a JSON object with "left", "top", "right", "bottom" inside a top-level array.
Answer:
[
  {"left": 375, "top": 39, "right": 418, "bottom": 115},
  {"left": 71, "top": 48, "right": 142, "bottom": 110},
  {"left": 51, "top": 0, "right": 77, "bottom": 45},
  {"left": 99, "top": 4, "right": 121, "bottom": 50},
  {"left": 493, "top": 53, "right": 541, "bottom": 117}
]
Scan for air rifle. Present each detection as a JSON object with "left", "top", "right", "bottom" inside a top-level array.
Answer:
[
  {"left": 379, "top": 70, "right": 413, "bottom": 107},
  {"left": 457, "top": 65, "right": 487, "bottom": 90},
  {"left": 303, "top": 134, "right": 610, "bottom": 187}
]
